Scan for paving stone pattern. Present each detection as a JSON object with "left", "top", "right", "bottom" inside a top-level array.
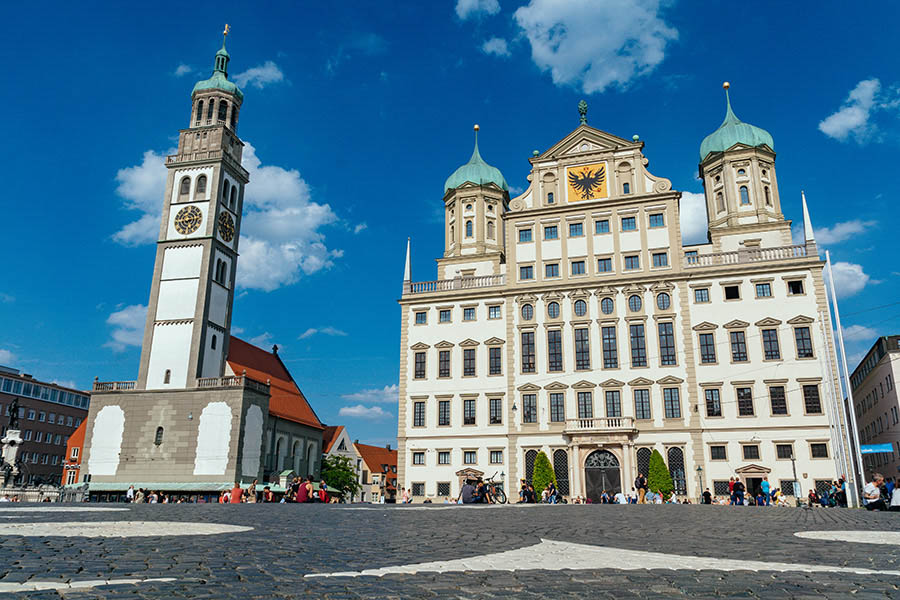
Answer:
[{"left": 0, "top": 504, "right": 897, "bottom": 598}]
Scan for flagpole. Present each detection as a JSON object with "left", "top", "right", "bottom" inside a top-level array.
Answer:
[{"left": 818, "top": 309, "right": 849, "bottom": 490}]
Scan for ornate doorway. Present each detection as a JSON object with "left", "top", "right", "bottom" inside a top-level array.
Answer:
[{"left": 584, "top": 450, "right": 621, "bottom": 502}]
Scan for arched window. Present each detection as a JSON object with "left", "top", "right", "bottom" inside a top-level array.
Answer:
[
  {"left": 547, "top": 301, "right": 560, "bottom": 318},
  {"left": 667, "top": 447, "right": 686, "bottom": 495},
  {"left": 465, "top": 220, "right": 473, "bottom": 238},
  {"left": 574, "top": 299, "right": 587, "bottom": 316},
  {"left": 222, "top": 180, "right": 229, "bottom": 202},
  {"left": 218, "top": 100, "right": 228, "bottom": 122},
  {"left": 195, "top": 100, "right": 203, "bottom": 124},
  {"left": 737, "top": 168, "right": 746, "bottom": 176},
  {"left": 487, "top": 221, "right": 495, "bottom": 239},
  {"left": 553, "top": 449, "right": 570, "bottom": 495},
  {"left": 636, "top": 447, "right": 651, "bottom": 478},
  {"left": 211, "top": 334, "right": 217, "bottom": 350},
  {"left": 163, "top": 369, "right": 171, "bottom": 384},
  {"left": 716, "top": 192, "right": 724, "bottom": 213},
  {"left": 179, "top": 177, "right": 190, "bottom": 197},
  {"left": 525, "top": 449, "right": 538, "bottom": 484},
  {"left": 154, "top": 427, "right": 164, "bottom": 446},
  {"left": 196, "top": 175, "right": 207, "bottom": 195},
  {"left": 623, "top": 182, "right": 630, "bottom": 194},
  {"left": 739, "top": 185, "right": 750, "bottom": 205},
  {"left": 230, "top": 108, "right": 238, "bottom": 130},
  {"left": 547, "top": 192, "right": 554, "bottom": 204},
  {"left": 764, "top": 186, "right": 771, "bottom": 206},
  {"left": 230, "top": 187, "right": 237, "bottom": 208},
  {"left": 207, "top": 99, "right": 215, "bottom": 121}
]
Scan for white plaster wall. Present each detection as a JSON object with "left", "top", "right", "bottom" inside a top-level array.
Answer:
[
  {"left": 717, "top": 229, "right": 786, "bottom": 252},
  {"left": 194, "top": 402, "right": 233, "bottom": 475},
  {"left": 145, "top": 323, "right": 193, "bottom": 389},
  {"left": 200, "top": 330, "right": 224, "bottom": 378},
  {"left": 567, "top": 237, "right": 587, "bottom": 257},
  {"left": 517, "top": 242, "right": 536, "bottom": 263},
  {"left": 208, "top": 284, "right": 229, "bottom": 327},
  {"left": 155, "top": 279, "right": 199, "bottom": 321},
  {"left": 646, "top": 228, "right": 669, "bottom": 249},
  {"left": 405, "top": 433, "right": 511, "bottom": 497},
  {"left": 542, "top": 240, "right": 561, "bottom": 260},
  {"left": 619, "top": 231, "right": 642, "bottom": 252},
  {"left": 593, "top": 234, "right": 614, "bottom": 255},
  {"left": 241, "top": 404, "right": 264, "bottom": 479},
  {"left": 87, "top": 406, "right": 125, "bottom": 476},
  {"left": 161, "top": 246, "right": 203, "bottom": 280}
]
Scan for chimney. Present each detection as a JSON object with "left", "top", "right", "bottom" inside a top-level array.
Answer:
[
  {"left": 354, "top": 439, "right": 359, "bottom": 444},
  {"left": 272, "top": 344, "right": 279, "bottom": 355},
  {"left": 385, "top": 444, "right": 391, "bottom": 451}
]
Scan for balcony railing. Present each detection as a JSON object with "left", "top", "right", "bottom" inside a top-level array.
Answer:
[
  {"left": 92, "top": 380, "right": 136, "bottom": 392},
  {"left": 92, "top": 372, "right": 269, "bottom": 394},
  {"left": 404, "top": 274, "right": 505, "bottom": 295},
  {"left": 564, "top": 416, "right": 635, "bottom": 433},
  {"left": 684, "top": 244, "right": 809, "bottom": 268},
  {"left": 166, "top": 149, "right": 248, "bottom": 179}
]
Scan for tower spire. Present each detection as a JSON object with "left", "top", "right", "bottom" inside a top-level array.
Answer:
[
  {"left": 403, "top": 237, "right": 411, "bottom": 282},
  {"left": 801, "top": 190, "right": 816, "bottom": 248},
  {"left": 470, "top": 124, "right": 482, "bottom": 163},
  {"left": 722, "top": 81, "right": 738, "bottom": 124}
]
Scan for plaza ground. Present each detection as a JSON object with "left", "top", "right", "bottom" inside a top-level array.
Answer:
[{"left": 0, "top": 503, "right": 898, "bottom": 598}]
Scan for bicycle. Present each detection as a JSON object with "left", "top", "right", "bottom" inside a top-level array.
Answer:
[{"left": 484, "top": 472, "right": 508, "bottom": 504}]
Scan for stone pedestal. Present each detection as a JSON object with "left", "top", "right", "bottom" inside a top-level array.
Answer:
[{"left": 1, "top": 429, "right": 22, "bottom": 484}]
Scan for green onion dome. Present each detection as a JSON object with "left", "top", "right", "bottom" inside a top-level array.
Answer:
[
  {"left": 700, "top": 83, "right": 773, "bottom": 162},
  {"left": 444, "top": 126, "right": 508, "bottom": 193},
  {"left": 192, "top": 42, "right": 244, "bottom": 101}
]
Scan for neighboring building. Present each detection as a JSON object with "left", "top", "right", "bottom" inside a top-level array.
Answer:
[
  {"left": 62, "top": 420, "right": 86, "bottom": 486},
  {"left": 355, "top": 442, "right": 397, "bottom": 503},
  {"left": 322, "top": 425, "right": 363, "bottom": 501},
  {"left": 397, "top": 89, "right": 849, "bottom": 503},
  {"left": 850, "top": 335, "right": 900, "bottom": 478},
  {"left": 0, "top": 366, "right": 89, "bottom": 486},
  {"left": 80, "top": 35, "right": 323, "bottom": 500}
]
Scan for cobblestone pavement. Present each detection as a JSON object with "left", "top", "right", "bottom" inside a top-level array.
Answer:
[{"left": 0, "top": 503, "right": 898, "bottom": 598}]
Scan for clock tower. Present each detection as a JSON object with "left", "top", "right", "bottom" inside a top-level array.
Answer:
[{"left": 136, "top": 31, "right": 249, "bottom": 390}]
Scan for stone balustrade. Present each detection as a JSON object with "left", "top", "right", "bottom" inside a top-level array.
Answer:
[
  {"left": 92, "top": 373, "right": 269, "bottom": 394},
  {"left": 92, "top": 380, "right": 136, "bottom": 392},
  {"left": 564, "top": 416, "right": 635, "bottom": 433},
  {"left": 404, "top": 274, "right": 505, "bottom": 296},
  {"left": 684, "top": 243, "right": 809, "bottom": 268}
]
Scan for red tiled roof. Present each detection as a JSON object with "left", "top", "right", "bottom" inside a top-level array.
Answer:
[
  {"left": 226, "top": 337, "right": 323, "bottom": 430},
  {"left": 61, "top": 420, "right": 86, "bottom": 479},
  {"left": 354, "top": 442, "right": 397, "bottom": 474},
  {"left": 322, "top": 425, "right": 344, "bottom": 453}
]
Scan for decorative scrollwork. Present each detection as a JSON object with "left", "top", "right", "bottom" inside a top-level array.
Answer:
[
  {"left": 585, "top": 449, "right": 619, "bottom": 469},
  {"left": 653, "top": 179, "right": 672, "bottom": 193}
]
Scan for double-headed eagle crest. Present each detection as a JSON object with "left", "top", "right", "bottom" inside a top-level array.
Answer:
[{"left": 568, "top": 165, "right": 606, "bottom": 200}]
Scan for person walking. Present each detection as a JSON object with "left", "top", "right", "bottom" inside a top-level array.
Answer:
[
  {"left": 732, "top": 478, "right": 745, "bottom": 506},
  {"left": 126, "top": 485, "right": 135, "bottom": 503},
  {"left": 760, "top": 477, "right": 770, "bottom": 506},
  {"left": 635, "top": 473, "right": 648, "bottom": 504}
]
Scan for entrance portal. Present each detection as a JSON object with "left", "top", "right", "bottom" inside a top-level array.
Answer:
[{"left": 584, "top": 450, "right": 621, "bottom": 502}]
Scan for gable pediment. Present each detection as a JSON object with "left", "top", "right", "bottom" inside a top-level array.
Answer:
[
  {"left": 723, "top": 320, "right": 750, "bottom": 329},
  {"left": 459, "top": 338, "right": 480, "bottom": 347},
  {"left": 650, "top": 281, "right": 675, "bottom": 292},
  {"left": 622, "top": 284, "right": 647, "bottom": 294},
  {"left": 434, "top": 340, "right": 455, "bottom": 348},
  {"left": 692, "top": 321, "right": 718, "bottom": 331},
  {"left": 594, "top": 286, "right": 618, "bottom": 297},
  {"left": 600, "top": 378, "right": 625, "bottom": 387},
  {"left": 656, "top": 375, "right": 684, "bottom": 385},
  {"left": 484, "top": 337, "right": 505, "bottom": 345},
  {"left": 787, "top": 315, "right": 815, "bottom": 325},
  {"left": 517, "top": 383, "right": 541, "bottom": 392},
  {"left": 541, "top": 290, "right": 564, "bottom": 301},
  {"left": 543, "top": 381, "right": 569, "bottom": 390},
  {"left": 628, "top": 377, "right": 655, "bottom": 387},
  {"left": 754, "top": 317, "right": 783, "bottom": 327},
  {"left": 455, "top": 467, "right": 485, "bottom": 478},
  {"left": 516, "top": 294, "right": 538, "bottom": 304},
  {"left": 735, "top": 463, "right": 771, "bottom": 474},
  {"left": 538, "top": 125, "right": 636, "bottom": 160},
  {"left": 409, "top": 342, "right": 430, "bottom": 350},
  {"left": 571, "top": 380, "right": 597, "bottom": 389},
  {"left": 567, "top": 288, "right": 590, "bottom": 299}
]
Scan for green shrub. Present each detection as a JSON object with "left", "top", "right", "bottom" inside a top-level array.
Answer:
[
  {"left": 532, "top": 451, "right": 557, "bottom": 496},
  {"left": 647, "top": 449, "right": 674, "bottom": 496}
]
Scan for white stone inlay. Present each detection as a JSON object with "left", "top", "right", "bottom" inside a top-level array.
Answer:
[
  {"left": 88, "top": 405, "right": 125, "bottom": 476},
  {"left": 305, "top": 538, "right": 900, "bottom": 578},
  {"left": 0, "top": 577, "right": 176, "bottom": 593},
  {"left": 0, "top": 521, "right": 251, "bottom": 537},
  {"left": 194, "top": 401, "right": 232, "bottom": 475},
  {"left": 241, "top": 404, "right": 264, "bottom": 478},
  {"left": 795, "top": 530, "right": 900, "bottom": 545},
  {"left": 0, "top": 507, "right": 129, "bottom": 512}
]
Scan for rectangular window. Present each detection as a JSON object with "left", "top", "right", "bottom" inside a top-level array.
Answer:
[
  {"left": 699, "top": 333, "right": 716, "bottom": 363},
  {"left": 629, "top": 324, "right": 647, "bottom": 367},
  {"left": 755, "top": 283, "right": 772, "bottom": 297},
  {"left": 519, "top": 266, "right": 534, "bottom": 280},
  {"left": 649, "top": 213, "right": 665, "bottom": 227},
  {"left": 694, "top": 288, "right": 709, "bottom": 303},
  {"left": 439, "top": 309, "right": 451, "bottom": 323},
  {"left": 705, "top": 389, "right": 722, "bottom": 417},
  {"left": 621, "top": 216, "right": 636, "bottom": 231},
  {"left": 595, "top": 219, "right": 610, "bottom": 234},
  {"left": 762, "top": 329, "right": 780, "bottom": 360},
  {"left": 685, "top": 250, "right": 699, "bottom": 264},
  {"left": 489, "top": 347, "right": 502, "bottom": 375},
  {"left": 550, "top": 393, "right": 565, "bottom": 422},
  {"left": 488, "top": 305, "right": 501, "bottom": 319},
  {"left": 463, "top": 307, "right": 476, "bottom": 321},
  {"left": 35, "top": 431, "right": 42, "bottom": 442},
  {"left": 437, "top": 482, "right": 451, "bottom": 496},
  {"left": 463, "top": 451, "right": 476, "bottom": 465},
  {"left": 547, "top": 329, "right": 563, "bottom": 372},
  {"left": 652, "top": 252, "right": 668, "bottom": 268},
  {"left": 724, "top": 285, "right": 740, "bottom": 300},
  {"left": 415, "top": 311, "right": 427, "bottom": 325},
  {"left": 463, "top": 398, "right": 476, "bottom": 425},
  {"left": 522, "top": 394, "right": 537, "bottom": 423},
  {"left": 795, "top": 327, "right": 813, "bottom": 358},
  {"left": 624, "top": 255, "right": 640, "bottom": 270},
  {"left": 27, "top": 409, "right": 35, "bottom": 420},
  {"left": 48, "top": 413, "right": 56, "bottom": 424},
  {"left": 634, "top": 389, "right": 651, "bottom": 420},
  {"left": 38, "top": 412, "right": 45, "bottom": 422},
  {"left": 489, "top": 398, "right": 502, "bottom": 424},
  {"left": 788, "top": 280, "right": 804, "bottom": 295},
  {"left": 414, "top": 352, "right": 426, "bottom": 379},
  {"left": 769, "top": 386, "right": 787, "bottom": 415},
  {"left": 710, "top": 445, "right": 727, "bottom": 460},
  {"left": 776, "top": 444, "right": 793, "bottom": 459},
  {"left": 521, "top": 331, "right": 535, "bottom": 373},
  {"left": 605, "top": 390, "right": 622, "bottom": 417},
  {"left": 602, "top": 326, "right": 618, "bottom": 368},
  {"left": 663, "top": 388, "right": 681, "bottom": 419},
  {"left": 438, "top": 400, "right": 450, "bottom": 426},
  {"left": 438, "top": 451, "right": 450, "bottom": 465},
  {"left": 439, "top": 350, "right": 451, "bottom": 378},
  {"left": 730, "top": 331, "right": 748, "bottom": 362},
  {"left": 575, "top": 328, "right": 590, "bottom": 370},
  {"left": 413, "top": 402, "right": 425, "bottom": 427},
  {"left": 577, "top": 391, "right": 593, "bottom": 418},
  {"left": 518, "top": 228, "right": 533, "bottom": 242},
  {"left": 545, "top": 263, "right": 560, "bottom": 278},
  {"left": 490, "top": 450, "right": 503, "bottom": 464},
  {"left": 412, "top": 452, "right": 425, "bottom": 465},
  {"left": 571, "top": 260, "right": 586, "bottom": 275},
  {"left": 737, "top": 387, "right": 754, "bottom": 416},
  {"left": 597, "top": 257, "right": 612, "bottom": 273},
  {"left": 463, "top": 348, "right": 476, "bottom": 376},
  {"left": 742, "top": 445, "right": 760, "bottom": 460},
  {"left": 803, "top": 385, "right": 823, "bottom": 414},
  {"left": 544, "top": 225, "right": 558, "bottom": 240},
  {"left": 658, "top": 322, "right": 676, "bottom": 366},
  {"left": 568, "top": 222, "right": 583, "bottom": 237},
  {"left": 811, "top": 443, "right": 828, "bottom": 458}
]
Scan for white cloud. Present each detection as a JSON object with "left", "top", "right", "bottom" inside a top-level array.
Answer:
[
  {"left": 104, "top": 304, "right": 147, "bottom": 352},
  {"left": 299, "top": 326, "right": 348, "bottom": 340},
  {"left": 792, "top": 219, "right": 877, "bottom": 246},
  {"left": 679, "top": 191, "right": 708, "bottom": 245},
  {"left": 52, "top": 379, "right": 80, "bottom": 390},
  {"left": 341, "top": 384, "right": 398, "bottom": 404},
  {"left": 0, "top": 293, "right": 14, "bottom": 303},
  {"left": 482, "top": 37, "right": 510, "bottom": 57},
  {"left": 338, "top": 404, "right": 393, "bottom": 420},
  {"left": 456, "top": 0, "right": 500, "bottom": 20},
  {"left": 0, "top": 348, "right": 15, "bottom": 365},
  {"left": 818, "top": 79, "right": 880, "bottom": 142},
  {"left": 840, "top": 325, "right": 878, "bottom": 344},
  {"left": 826, "top": 261, "right": 872, "bottom": 298},
  {"left": 233, "top": 61, "right": 285, "bottom": 89},
  {"left": 248, "top": 332, "right": 273, "bottom": 348},
  {"left": 174, "top": 64, "right": 193, "bottom": 77},
  {"left": 231, "top": 326, "right": 245, "bottom": 335},
  {"left": 326, "top": 33, "right": 388, "bottom": 74},
  {"left": 513, "top": 0, "right": 677, "bottom": 94},
  {"left": 353, "top": 223, "right": 368, "bottom": 234},
  {"left": 112, "top": 150, "right": 170, "bottom": 246}
]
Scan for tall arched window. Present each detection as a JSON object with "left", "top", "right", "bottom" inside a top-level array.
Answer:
[
  {"left": 179, "top": 177, "right": 190, "bottom": 197},
  {"left": 525, "top": 449, "right": 537, "bottom": 483},
  {"left": 465, "top": 220, "right": 473, "bottom": 238},
  {"left": 218, "top": 100, "right": 228, "bottom": 122},
  {"left": 230, "top": 187, "right": 237, "bottom": 208},
  {"left": 154, "top": 427, "right": 164, "bottom": 446},
  {"left": 667, "top": 447, "right": 686, "bottom": 495},
  {"left": 623, "top": 182, "right": 630, "bottom": 194},
  {"left": 211, "top": 334, "right": 217, "bottom": 350},
  {"left": 739, "top": 185, "right": 750, "bottom": 205},
  {"left": 487, "top": 221, "right": 495, "bottom": 239},
  {"left": 207, "top": 99, "right": 215, "bottom": 121},
  {"left": 163, "top": 369, "right": 171, "bottom": 384},
  {"left": 553, "top": 449, "right": 569, "bottom": 495},
  {"left": 764, "top": 186, "right": 771, "bottom": 206},
  {"left": 222, "top": 180, "right": 230, "bottom": 203},
  {"left": 450, "top": 225, "right": 454, "bottom": 240},
  {"left": 716, "top": 192, "right": 724, "bottom": 213},
  {"left": 196, "top": 175, "right": 207, "bottom": 195},
  {"left": 547, "top": 192, "right": 554, "bottom": 204},
  {"left": 196, "top": 100, "right": 203, "bottom": 124},
  {"left": 230, "top": 108, "right": 238, "bottom": 130}
]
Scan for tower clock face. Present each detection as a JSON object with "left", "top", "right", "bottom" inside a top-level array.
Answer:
[
  {"left": 218, "top": 211, "right": 235, "bottom": 242},
  {"left": 174, "top": 205, "right": 203, "bottom": 235}
]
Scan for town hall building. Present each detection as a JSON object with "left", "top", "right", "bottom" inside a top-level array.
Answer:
[{"left": 397, "top": 87, "right": 850, "bottom": 502}]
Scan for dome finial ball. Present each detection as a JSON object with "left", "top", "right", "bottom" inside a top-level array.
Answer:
[
  {"left": 474, "top": 124, "right": 480, "bottom": 131},
  {"left": 723, "top": 81, "right": 730, "bottom": 90}
]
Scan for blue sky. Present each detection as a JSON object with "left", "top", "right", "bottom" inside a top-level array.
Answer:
[{"left": 1, "top": 1, "right": 898, "bottom": 446}]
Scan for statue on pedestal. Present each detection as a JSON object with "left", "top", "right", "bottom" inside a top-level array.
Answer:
[{"left": 2, "top": 397, "right": 23, "bottom": 486}]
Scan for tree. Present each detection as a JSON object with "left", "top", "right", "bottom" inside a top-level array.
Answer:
[
  {"left": 320, "top": 455, "right": 361, "bottom": 501},
  {"left": 647, "top": 449, "right": 674, "bottom": 497},
  {"left": 532, "top": 451, "right": 557, "bottom": 496}
]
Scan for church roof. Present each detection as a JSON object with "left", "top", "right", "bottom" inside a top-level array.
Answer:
[
  {"left": 226, "top": 337, "right": 323, "bottom": 430},
  {"left": 322, "top": 425, "right": 345, "bottom": 453},
  {"left": 699, "top": 84, "right": 773, "bottom": 162},
  {"left": 192, "top": 41, "right": 244, "bottom": 101},
  {"left": 354, "top": 442, "right": 397, "bottom": 473},
  {"left": 444, "top": 127, "right": 508, "bottom": 193}
]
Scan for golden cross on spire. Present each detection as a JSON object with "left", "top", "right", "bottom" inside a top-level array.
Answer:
[{"left": 223, "top": 24, "right": 231, "bottom": 40}]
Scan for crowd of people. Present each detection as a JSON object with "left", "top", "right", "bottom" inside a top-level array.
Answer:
[
  {"left": 862, "top": 473, "right": 900, "bottom": 511},
  {"left": 121, "top": 477, "right": 334, "bottom": 504}
]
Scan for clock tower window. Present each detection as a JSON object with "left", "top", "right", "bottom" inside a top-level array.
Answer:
[
  {"left": 218, "top": 100, "right": 228, "bottom": 123},
  {"left": 222, "top": 180, "right": 230, "bottom": 203},
  {"left": 230, "top": 186, "right": 237, "bottom": 208},
  {"left": 196, "top": 175, "right": 207, "bottom": 196},
  {"left": 163, "top": 370, "right": 171, "bottom": 385},
  {"left": 179, "top": 177, "right": 190, "bottom": 198},
  {"left": 207, "top": 99, "right": 215, "bottom": 122},
  {"left": 211, "top": 335, "right": 217, "bottom": 350},
  {"left": 195, "top": 100, "right": 204, "bottom": 126}
]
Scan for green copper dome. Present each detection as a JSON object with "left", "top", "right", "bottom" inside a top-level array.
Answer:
[
  {"left": 444, "top": 129, "right": 508, "bottom": 193},
  {"left": 699, "top": 86, "right": 773, "bottom": 162},
  {"left": 192, "top": 41, "right": 244, "bottom": 101}
]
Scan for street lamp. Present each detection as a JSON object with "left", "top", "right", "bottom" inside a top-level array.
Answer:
[
  {"left": 695, "top": 465, "right": 703, "bottom": 503},
  {"left": 790, "top": 454, "right": 801, "bottom": 506}
]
